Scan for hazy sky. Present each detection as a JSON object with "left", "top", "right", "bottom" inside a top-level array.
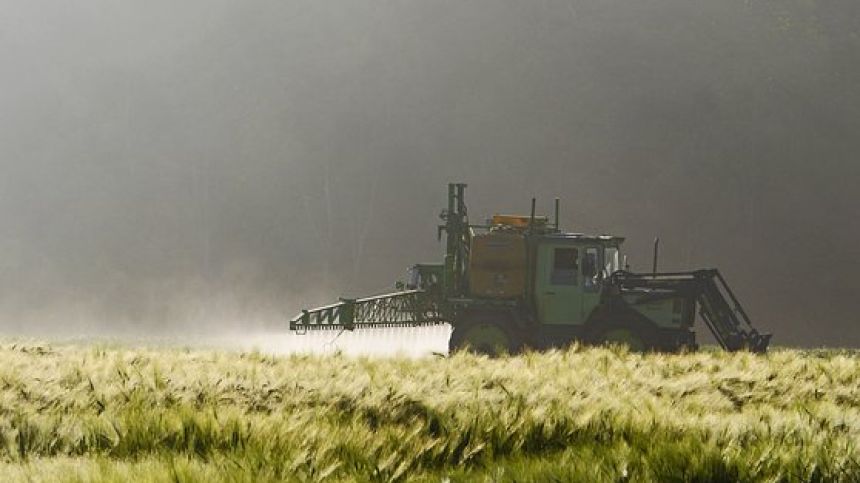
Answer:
[{"left": 0, "top": 0, "right": 858, "bottom": 345}]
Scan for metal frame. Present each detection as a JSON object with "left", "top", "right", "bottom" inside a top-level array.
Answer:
[
  {"left": 612, "top": 270, "right": 771, "bottom": 352},
  {"left": 289, "top": 290, "right": 446, "bottom": 331}
]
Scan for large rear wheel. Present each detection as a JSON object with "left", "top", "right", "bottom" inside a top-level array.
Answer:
[{"left": 449, "top": 311, "right": 526, "bottom": 356}]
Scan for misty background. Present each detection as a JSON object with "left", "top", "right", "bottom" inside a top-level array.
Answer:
[{"left": 0, "top": 0, "right": 857, "bottom": 346}]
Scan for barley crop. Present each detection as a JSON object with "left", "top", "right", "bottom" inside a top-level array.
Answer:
[{"left": 0, "top": 340, "right": 857, "bottom": 482}]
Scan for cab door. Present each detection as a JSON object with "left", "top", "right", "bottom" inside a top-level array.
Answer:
[{"left": 535, "top": 242, "right": 584, "bottom": 325}]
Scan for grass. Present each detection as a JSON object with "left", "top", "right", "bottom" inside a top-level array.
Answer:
[{"left": 0, "top": 340, "right": 857, "bottom": 482}]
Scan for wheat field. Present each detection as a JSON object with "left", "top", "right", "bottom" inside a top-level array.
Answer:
[{"left": 0, "top": 340, "right": 857, "bottom": 482}]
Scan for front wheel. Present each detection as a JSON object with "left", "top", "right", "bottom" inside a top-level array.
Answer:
[
  {"left": 598, "top": 327, "right": 647, "bottom": 351},
  {"left": 588, "top": 320, "right": 658, "bottom": 352}
]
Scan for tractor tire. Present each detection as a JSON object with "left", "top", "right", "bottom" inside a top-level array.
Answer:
[
  {"left": 448, "top": 311, "right": 528, "bottom": 356},
  {"left": 587, "top": 320, "right": 659, "bottom": 352}
]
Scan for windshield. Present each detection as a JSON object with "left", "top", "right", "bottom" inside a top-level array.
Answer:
[{"left": 603, "top": 247, "right": 620, "bottom": 276}]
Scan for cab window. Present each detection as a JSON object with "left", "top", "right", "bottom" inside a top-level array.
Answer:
[
  {"left": 582, "top": 247, "right": 599, "bottom": 290},
  {"left": 582, "top": 248, "right": 598, "bottom": 279},
  {"left": 551, "top": 247, "right": 579, "bottom": 285},
  {"left": 603, "top": 247, "right": 620, "bottom": 276}
]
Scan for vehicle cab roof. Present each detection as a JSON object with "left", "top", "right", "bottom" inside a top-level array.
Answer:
[{"left": 538, "top": 233, "right": 625, "bottom": 244}]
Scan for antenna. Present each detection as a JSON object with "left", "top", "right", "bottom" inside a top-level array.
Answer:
[
  {"left": 529, "top": 197, "right": 536, "bottom": 233},
  {"left": 652, "top": 237, "right": 660, "bottom": 274}
]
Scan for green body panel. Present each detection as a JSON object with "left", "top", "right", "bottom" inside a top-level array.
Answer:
[
  {"left": 623, "top": 294, "right": 683, "bottom": 329},
  {"left": 534, "top": 242, "right": 583, "bottom": 325}
]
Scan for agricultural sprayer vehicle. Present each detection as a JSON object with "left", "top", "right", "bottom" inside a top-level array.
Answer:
[{"left": 290, "top": 183, "right": 771, "bottom": 353}]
